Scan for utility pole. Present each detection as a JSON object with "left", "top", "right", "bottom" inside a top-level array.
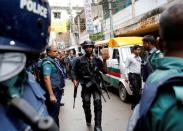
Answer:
[
  {"left": 77, "top": 15, "right": 81, "bottom": 45},
  {"left": 108, "top": 0, "right": 114, "bottom": 38},
  {"left": 131, "top": 0, "right": 135, "bottom": 18},
  {"left": 69, "top": 0, "right": 80, "bottom": 54},
  {"left": 69, "top": 0, "right": 73, "bottom": 46}
]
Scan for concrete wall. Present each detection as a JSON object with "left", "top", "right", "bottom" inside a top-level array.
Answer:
[
  {"left": 134, "top": 0, "right": 167, "bottom": 16},
  {"left": 103, "top": 0, "right": 168, "bottom": 38}
]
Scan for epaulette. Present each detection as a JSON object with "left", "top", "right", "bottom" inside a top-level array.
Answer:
[
  {"left": 155, "top": 50, "right": 161, "bottom": 54},
  {"left": 42, "top": 60, "right": 51, "bottom": 66},
  {"left": 173, "top": 86, "right": 183, "bottom": 104}
]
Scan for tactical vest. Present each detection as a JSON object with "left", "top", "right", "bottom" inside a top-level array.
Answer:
[
  {"left": 77, "top": 56, "right": 101, "bottom": 84},
  {"left": 0, "top": 72, "right": 48, "bottom": 131},
  {"left": 42, "top": 59, "right": 65, "bottom": 89},
  {"left": 133, "top": 74, "right": 183, "bottom": 131}
]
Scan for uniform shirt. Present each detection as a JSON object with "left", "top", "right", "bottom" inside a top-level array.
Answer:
[
  {"left": 42, "top": 56, "right": 57, "bottom": 76},
  {"left": 148, "top": 47, "right": 163, "bottom": 68},
  {"left": 125, "top": 54, "right": 141, "bottom": 77},
  {"left": 146, "top": 57, "right": 183, "bottom": 131},
  {"left": 42, "top": 57, "right": 65, "bottom": 89},
  {"left": 141, "top": 48, "right": 163, "bottom": 82}
]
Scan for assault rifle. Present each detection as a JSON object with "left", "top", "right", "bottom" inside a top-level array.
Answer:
[
  {"left": 86, "top": 66, "right": 110, "bottom": 102},
  {"left": 73, "top": 82, "right": 79, "bottom": 109},
  {"left": 9, "top": 97, "right": 59, "bottom": 131},
  {"left": 100, "top": 77, "right": 110, "bottom": 100}
]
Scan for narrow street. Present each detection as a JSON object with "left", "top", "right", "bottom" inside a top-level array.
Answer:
[{"left": 59, "top": 79, "right": 132, "bottom": 131}]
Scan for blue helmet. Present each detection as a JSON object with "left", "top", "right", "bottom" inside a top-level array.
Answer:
[{"left": 0, "top": 0, "right": 51, "bottom": 53}]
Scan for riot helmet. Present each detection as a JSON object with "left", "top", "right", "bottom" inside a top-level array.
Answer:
[
  {"left": 0, "top": 0, "right": 51, "bottom": 53},
  {"left": 0, "top": 0, "right": 51, "bottom": 82},
  {"left": 82, "top": 40, "right": 95, "bottom": 49}
]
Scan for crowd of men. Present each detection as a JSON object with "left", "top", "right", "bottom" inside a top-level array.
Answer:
[{"left": 1, "top": 0, "right": 183, "bottom": 131}]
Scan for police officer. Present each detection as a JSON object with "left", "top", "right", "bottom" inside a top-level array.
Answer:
[
  {"left": 142, "top": 35, "right": 163, "bottom": 82},
  {"left": 42, "top": 46, "right": 65, "bottom": 127},
  {"left": 0, "top": 0, "right": 59, "bottom": 130},
  {"left": 72, "top": 40, "right": 107, "bottom": 131},
  {"left": 127, "top": 3, "right": 183, "bottom": 131}
]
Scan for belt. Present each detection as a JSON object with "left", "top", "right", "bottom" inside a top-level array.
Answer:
[{"left": 129, "top": 72, "right": 140, "bottom": 75}]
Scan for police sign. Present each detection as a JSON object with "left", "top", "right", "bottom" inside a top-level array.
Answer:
[{"left": 20, "top": 0, "right": 47, "bottom": 18}]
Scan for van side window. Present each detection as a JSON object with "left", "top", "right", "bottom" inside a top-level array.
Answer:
[{"left": 112, "top": 49, "right": 120, "bottom": 63}]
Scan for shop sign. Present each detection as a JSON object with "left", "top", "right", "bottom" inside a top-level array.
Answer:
[{"left": 84, "top": 0, "right": 94, "bottom": 33}]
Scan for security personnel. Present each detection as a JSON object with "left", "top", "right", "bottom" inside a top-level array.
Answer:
[
  {"left": 142, "top": 35, "right": 163, "bottom": 82},
  {"left": 0, "top": 0, "right": 58, "bottom": 130},
  {"left": 127, "top": 3, "right": 183, "bottom": 131},
  {"left": 72, "top": 40, "right": 107, "bottom": 131},
  {"left": 42, "top": 46, "right": 65, "bottom": 127}
]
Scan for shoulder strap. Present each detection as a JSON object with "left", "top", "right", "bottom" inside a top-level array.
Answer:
[
  {"left": 140, "top": 74, "right": 183, "bottom": 117},
  {"left": 134, "top": 75, "right": 183, "bottom": 131}
]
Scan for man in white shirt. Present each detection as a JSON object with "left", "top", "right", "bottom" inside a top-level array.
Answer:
[{"left": 125, "top": 45, "right": 142, "bottom": 109}]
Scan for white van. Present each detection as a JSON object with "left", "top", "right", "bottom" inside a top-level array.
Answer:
[{"left": 99, "top": 37, "right": 143, "bottom": 102}]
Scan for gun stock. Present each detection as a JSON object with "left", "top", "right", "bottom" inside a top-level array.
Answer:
[{"left": 9, "top": 97, "right": 59, "bottom": 131}]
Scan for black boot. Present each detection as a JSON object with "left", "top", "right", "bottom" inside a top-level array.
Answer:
[
  {"left": 84, "top": 110, "right": 92, "bottom": 126},
  {"left": 94, "top": 111, "right": 102, "bottom": 131},
  {"left": 94, "top": 126, "right": 102, "bottom": 131}
]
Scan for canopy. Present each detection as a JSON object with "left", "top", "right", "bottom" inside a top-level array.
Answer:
[{"left": 108, "top": 37, "right": 143, "bottom": 48}]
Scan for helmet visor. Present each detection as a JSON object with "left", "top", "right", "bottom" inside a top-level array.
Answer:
[{"left": 0, "top": 53, "right": 26, "bottom": 82}]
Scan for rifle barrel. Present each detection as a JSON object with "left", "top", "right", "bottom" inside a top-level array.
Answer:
[{"left": 73, "top": 83, "right": 79, "bottom": 109}]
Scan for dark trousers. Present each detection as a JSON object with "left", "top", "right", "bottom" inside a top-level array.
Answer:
[
  {"left": 128, "top": 73, "right": 142, "bottom": 107},
  {"left": 81, "top": 84, "right": 102, "bottom": 128},
  {"left": 45, "top": 88, "right": 63, "bottom": 127}
]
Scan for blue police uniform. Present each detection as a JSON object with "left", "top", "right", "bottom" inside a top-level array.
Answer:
[
  {"left": 0, "top": 72, "right": 48, "bottom": 131},
  {"left": 42, "top": 56, "right": 65, "bottom": 127}
]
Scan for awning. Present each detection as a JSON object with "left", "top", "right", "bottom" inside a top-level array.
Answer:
[
  {"left": 120, "top": 23, "right": 159, "bottom": 36},
  {"left": 108, "top": 37, "right": 143, "bottom": 48},
  {"left": 114, "top": 13, "right": 160, "bottom": 37},
  {"left": 95, "top": 39, "right": 110, "bottom": 47}
]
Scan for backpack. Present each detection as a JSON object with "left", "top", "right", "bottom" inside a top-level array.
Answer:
[{"left": 127, "top": 74, "right": 183, "bottom": 131}]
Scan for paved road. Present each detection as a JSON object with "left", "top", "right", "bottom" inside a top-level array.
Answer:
[{"left": 59, "top": 79, "right": 132, "bottom": 131}]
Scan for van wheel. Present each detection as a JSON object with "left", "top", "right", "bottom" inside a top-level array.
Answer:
[{"left": 119, "top": 84, "right": 128, "bottom": 102}]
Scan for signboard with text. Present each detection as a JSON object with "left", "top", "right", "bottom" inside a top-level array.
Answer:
[{"left": 83, "top": 0, "right": 94, "bottom": 33}]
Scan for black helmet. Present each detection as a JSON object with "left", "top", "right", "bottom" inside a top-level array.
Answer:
[
  {"left": 82, "top": 40, "right": 95, "bottom": 49},
  {"left": 0, "top": 0, "right": 51, "bottom": 53}
]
